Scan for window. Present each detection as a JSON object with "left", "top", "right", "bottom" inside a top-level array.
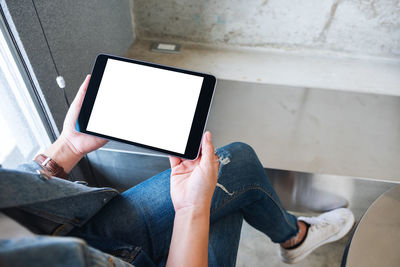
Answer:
[{"left": 0, "top": 15, "right": 51, "bottom": 169}]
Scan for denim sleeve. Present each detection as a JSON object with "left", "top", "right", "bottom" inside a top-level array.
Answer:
[
  {"left": 0, "top": 236, "right": 135, "bottom": 267},
  {"left": 16, "top": 161, "right": 42, "bottom": 173},
  {"left": 16, "top": 160, "right": 72, "bottom": 180}
]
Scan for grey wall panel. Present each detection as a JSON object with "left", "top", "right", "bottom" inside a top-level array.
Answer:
[
  {"left": 206, "top": 80, "right": 400, "bottom": 181},
  {"left": 2, "top": 0, "right": 66, "bottom": 132},
  {"left": 87, "top": 150, "right": 170, "bottom": 192},
  {"left": 2, "top": 0, "right": 134, "bottom": 131}
]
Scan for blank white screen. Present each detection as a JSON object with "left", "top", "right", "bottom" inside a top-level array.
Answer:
[{"left": 86, "top": 59, "right": 203, "bottom": 154}]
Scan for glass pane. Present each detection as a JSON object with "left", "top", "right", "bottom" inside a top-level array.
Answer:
[{"left": 0, "top": 20, "right": 50, "bottom": 169}]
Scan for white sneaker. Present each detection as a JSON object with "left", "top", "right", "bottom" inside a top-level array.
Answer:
[{"left": 279, "top": 208, "right": 355, "bottom": 264}]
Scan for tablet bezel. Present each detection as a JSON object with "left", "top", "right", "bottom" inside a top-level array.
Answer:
[{"left": 76, "top": 54, "right": 216, "bottom": 160}]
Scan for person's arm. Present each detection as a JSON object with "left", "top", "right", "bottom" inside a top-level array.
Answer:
[
  {"left": 168, "top": 207, "right": 210, "bottom": 267},
  {"left": 41, "top": 75, "right": 107, "bottom": 173},
  {"left": 166, "top": 131, "right": 219, "bottom": 267}
]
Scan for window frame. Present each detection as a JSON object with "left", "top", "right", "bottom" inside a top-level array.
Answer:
[{"left": 0, "top": 7, "right": 57, "bottom": 143}]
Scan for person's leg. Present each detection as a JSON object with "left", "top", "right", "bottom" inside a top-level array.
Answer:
[
  {"left": 211, "top": 142, "right": 355, "bottom": 265},
  {"left": 208, "top": 212, "right": 244, "bottom": 267},
  {"left": 211, "top": 142, "right": 299, "bottom": 243},
  {"left": 206, "top": 142, "right": 355, "bottom": 266}
]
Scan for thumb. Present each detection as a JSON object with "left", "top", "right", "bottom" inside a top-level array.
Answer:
[
  {"left": 200, "top": 131, "right": 216, "bottom": 164},
  {"left": 73, "top": 74, "right": 91, "bottom": 108},
  {"left": 63, "top": 75, "right": 90, "bottom": 129},
  {"left": 169, "top": 156, "right": 182, "bottom": 168}
]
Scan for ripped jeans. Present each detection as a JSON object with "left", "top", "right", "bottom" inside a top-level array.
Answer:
[{"left": 70, "top": 142, "right": 299, "bottom": 267}]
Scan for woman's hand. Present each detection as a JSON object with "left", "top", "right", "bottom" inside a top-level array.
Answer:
[
  {"left": 167, "top": 131, "right": 219, "bottom": 267},
  {"left": 169, "top": 131, "right": 219, "bottom": 213},
  {"left": 60, "top": 75, "right": 108, "bottom": 157},
  {"left": 43, "top": 75, "right": 107, "bottom": 173}
]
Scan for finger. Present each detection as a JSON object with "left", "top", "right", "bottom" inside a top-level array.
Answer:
[
  {"left": 169, "top": 156, "right": 182, "bottom": 168},
  {"left": 72, "top": 75, "right": 91, "bottom": 108},
  {"left": 200, "top": 131, "right": 216, "bottom": 164},
  {"left": 65, "top": 75, "right": 90, "bottom": 125}
]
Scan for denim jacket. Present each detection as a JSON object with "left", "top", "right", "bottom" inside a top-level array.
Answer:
[{"left": 0, "top": 162, "right": 152, "bottom": 267}]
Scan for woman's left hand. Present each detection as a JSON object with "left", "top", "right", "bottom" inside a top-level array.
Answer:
[{"left": 60, "top": 75, "right": 108, "bottom": 157}]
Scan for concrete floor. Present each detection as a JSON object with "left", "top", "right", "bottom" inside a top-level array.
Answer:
[{"left": 236, "top": 177, "right": 396, "bottom": 267}]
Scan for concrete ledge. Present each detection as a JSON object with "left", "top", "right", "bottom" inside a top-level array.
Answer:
[
  {"left": 122, "top": 39, "right": 400, "bottom": 182},
  {"left": 126, "top": 39, "right": 400, "bottom": 96}
]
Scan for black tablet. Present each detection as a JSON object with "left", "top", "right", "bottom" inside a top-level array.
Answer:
[{"left": 76, "top": 54, "right": 216, "bottom": 160}]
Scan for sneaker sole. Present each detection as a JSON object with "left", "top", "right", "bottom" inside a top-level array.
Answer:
[{"left": 281, "top": 211, "right": 356, "bottom": 264}]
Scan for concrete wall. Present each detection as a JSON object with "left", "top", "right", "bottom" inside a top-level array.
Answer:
[
  {"left": 2, "top": 0, "right": 134, "bottom": 131},
  {"left": 132, "top": 0, "right": 400, "bottom": 58}
]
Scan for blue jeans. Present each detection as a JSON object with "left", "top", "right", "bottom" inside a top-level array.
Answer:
[{"left": 70, "top": 143, "right": 299, "bottom": 266}]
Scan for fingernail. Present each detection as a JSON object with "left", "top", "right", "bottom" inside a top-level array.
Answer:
[{"left": 206, "top": 131, "right": 211, "bottom": 142}]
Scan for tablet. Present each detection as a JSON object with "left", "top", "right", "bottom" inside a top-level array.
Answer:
[{"left": 76, "top": 54, "right": 216, "bottom": 160}]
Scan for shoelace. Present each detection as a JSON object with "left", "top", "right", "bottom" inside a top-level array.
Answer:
[
  {"left": 303, "top": 217, "right": 331, "bottom": 232},
  {"left": 311, "top": 221, "right": 330, "bottom": 231}
]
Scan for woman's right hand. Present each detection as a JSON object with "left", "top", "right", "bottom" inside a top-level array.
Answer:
[{"left": 169, "top": 131, "right": 219, "bottom": 213}]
